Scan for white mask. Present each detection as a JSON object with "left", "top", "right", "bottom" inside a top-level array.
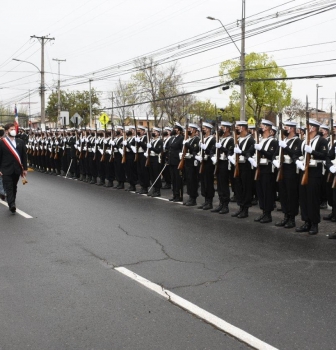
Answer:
[{"left": 9, "top": 130, "right": 17, "bottom": 137}]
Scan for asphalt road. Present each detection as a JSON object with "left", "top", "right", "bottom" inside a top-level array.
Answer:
[{"left": 1, "top": 171, "right": 336, "bottom": 350}]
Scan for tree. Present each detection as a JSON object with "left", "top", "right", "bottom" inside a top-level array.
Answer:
[
  {"left": 283, "top": 98, "right": 306, "bottom": 123},
  {"left": 46, "top": 89, "right": 101, "bottom": 126},
  {"left": 113, "top": 79, "right": 138, "bottom": 124},
  {"left": 219, "top": 52, "right": 291, "bottom": 123},
  {"left": 190, "top": 100, "right": 218, "bottom": 121}
]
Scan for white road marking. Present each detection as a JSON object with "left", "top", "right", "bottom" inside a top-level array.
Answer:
[
  {"left": 115, "top": 266, "right": 278, "bottom": 350},
  {"left": 0, "top": 200, "right": 33, "bottom": 218}
]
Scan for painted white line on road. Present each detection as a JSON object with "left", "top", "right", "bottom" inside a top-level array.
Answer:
[
  {"left": 0, "top": 200, "right": 33, "bottom": 218},
  {"left": 115, "top": 266, "right": 278, "bottom": 350}
]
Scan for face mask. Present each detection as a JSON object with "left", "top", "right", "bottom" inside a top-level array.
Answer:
[
  {"left": 72, "top": 133, "right": 76, "bottom": 136},
  {"left": 258, "top": 128, "right": 263, "bottom": 135},
  {"left": 202, "top": 130, "right": 206, "bottom": 135},
  {"left": 283, "top": 129, "right": 289, "bottom": 137},
  {"left": 9, "top": 130, "right": 17, "bottom": 137},
  {"left": 91, "top": 133, "right": 95, "bottom": 136},
  {"left": 116, "top": 131, "right": 121, "bottom": 136},
  {"left": 163, "top": 131, "right": 168, "bottom": 137},
  {"left": 171, "top": 130, "right": 176, "bottom": 136},
  {"left": 317, "top": 131, "right": 323, "bottom": 137},
  {"left": 137, "top": 131, "right": 141, "bottom": 136},
  {"left": 126, "top": 131, "right": 132, "bottom": 137},
  {"left": 218, "top": 129, "right": 224, "bottom": 137},
  {"left": 236, "top": 130, "right": 241, "bottom": 135},
  {"left": 151, "top": 133, "right": 156, "bottom": 137}
]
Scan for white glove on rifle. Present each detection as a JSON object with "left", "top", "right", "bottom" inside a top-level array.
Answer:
[
  {"left": 182, "top": 139, "right": 188, "bottom": 145},
  {"left": 119, "top": 149, "right": 123, "bottom": 155},
  {"left": 200, "top": 143, "right": 207, "bottom": 150},
  {"left": 228, "top": 155, "right": 236, "bottom": 166},
  {"left": 144, "top": 151, "right": 148, "bottom": 158},
  {"left": 296, "top": 160, "right": 305, "bottom": 171},
  {"left": 147, "top": 143, "right": 152, "bottom": 149},
  {"left": 195, "top": 155, "right": 202, "bottom": 162},
  {"left": 131, "top": 146, "right": 136, "bottom": 153},
  {"left": 122, "top": 140, "right": 127, "bottom": 146},
  {"left": 179, "top": 152, "right": 183, "bottom": 160},
  {"left": 234, "top": 145, "right": 242, "bottom": 154},
  {"left": 104, "top": 139, "right": 108, "bottom": 144},
  {"left": 135, "top": 137, "right": 141, "bottom": 142},
  {"left": 304, "top": 145, "right": 313, "bottom": 154},
  {"left": 272, "top": 159, "right": 280, "bottom": 169},
  {"left": 215, "top": 142, "right": 222, "bottom": 149},
  {"left": 211, "top": 156, "right": 217, "bottom": 165},
  {"left": 279, "top": 140, "right": 287, "bottom": 148},
  {"left": 254, "top": 144, "right": 262, "bottom": 151},
  {"left": 248, "top": 157, "right": 257, "bottom": 168},
  {"left": 110, "top": 140, "right": 115, "bottom": 146},
  {"left": 330, "top": 165, "right": 336, "bottom": 174}
]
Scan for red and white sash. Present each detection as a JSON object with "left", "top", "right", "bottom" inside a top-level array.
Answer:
[{"left": 2, "top": 137, "right": 24, "bottom": 176}]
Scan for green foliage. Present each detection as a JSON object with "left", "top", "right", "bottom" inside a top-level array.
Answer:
[
  {"left": 190, "top": 100, "right": 218, "bottom": 121},
  {"left": 46, "top": 89, "right": 101, "bottom": 126},
  {"left": 219, "top": 52, "right": 292, "bottom": 122}
]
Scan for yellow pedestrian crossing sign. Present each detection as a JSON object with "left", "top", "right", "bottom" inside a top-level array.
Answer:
[
  {"left": 99, "top": 113, "right": 110, "bottom": 125},
  {"left": 247, "top": 117, "right": 256, "bottom": 125}
]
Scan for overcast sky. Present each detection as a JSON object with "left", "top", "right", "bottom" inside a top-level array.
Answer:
[{"left": 1, "top": 0, "right": 336, "bottom": 119}]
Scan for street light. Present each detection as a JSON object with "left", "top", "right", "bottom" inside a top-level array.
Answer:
[
  {"left": 13, "top": 58, "right": 46, "bottom": 130},
  {"left": 316, "top": 84, "right": 322, "bottom": 121}
]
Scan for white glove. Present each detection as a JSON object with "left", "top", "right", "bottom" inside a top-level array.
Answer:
[
  {"left": 119, "top": 149, "right": 123, "bottom": 155},
  {"left": 248, "top": 157, "right": 257, "bottom": 168},
  {"left": 99, "top": 149, "right": 103, "bottom": 155},
  {"left": 279, "top": 140, "right": 287, "bottom": 148},
  {"left": 330, "top": 165, "right": 336, "bottom": 173},
  {"left": 55, "top": 141, "right": 59, "bottom": 145},
  {"left": 200, "top": 143, "right": 207, "bottom": 150},
  {"left": 110, "top": 140, "right": 115, "bottom": 146},
  {"left": 122, "top": 140, "right": 127, "bottom": 146},
  {"left": 304, "top": 145, "right": 312, "bottom": 154},
  {"left": 76, "top": 140, "right": 79, "bottom": 145},
  {"left": 195, "top": 155, "right": 202, "bottom": 162},
  {"left": 234, "top": 145, "right": 242, "bottom": 154},
  {"left": 83, "top": 147, "right": 87, "bottom": 151},
  {"left": 147, "top": 143, "right": 152, "bottom": 149},
  {"left": 211, "top": 156, "right": 217, "bottom": 165},
  {"left": 106, "top": 149, "right": 111, "bottom": 155},
  {"left": 296, "top": 160, "right": 305, "bottom": 171},
  {"left": 228, "top": 155, "right": 236, "bottom": 165},
  {"left": 272, "top": 159, "right": 280, "bottom": 169},
  {"left": 131, "top": 146, "right": 136, "bottom": 153},
  {"left": 63, "top": 138, "right": 66, "bottom": 142},
  {"left": 215, "top": 142, "right": 222, "bottom": 149},
  {"left": 144, "top": 151, "right": 148, "bottom": 158},
  {"left": 179, "top": 152, "right": 183, "bottom": 160},
  {"left": 254, "top": 143, "right": 262, "bottom": 151},
  {"left": 95, "top": 139, "right": 99, "bottom": 144},
  {"left": 104, "top": 139, "right": 108, "bottom": 144},
  {"left": 48, "top": 148, "right": 52, "bottom": 152},
  {"left": 135, "top": 137, "right": 141, "bottom": 142},
  {"left": 182, "top": 140, "right": 188, "bottom": 145},
  {"left": 74, "top": 145, "right": 78, "bottom": 149}
]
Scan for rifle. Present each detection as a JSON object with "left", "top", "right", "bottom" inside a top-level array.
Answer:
[
  {"left": 199, "top": 118, "right": 205, "bottom": 174},
  {"left": 79, "top": 130, "right": 85, "bottom": 160},
  {"left": 93, "top": 128, "right": 97, "bottom": 161},
  {"left": 145, "top": 114, "right": 151, "bottom": 168},
  {"left": 101, "top": 131, "right": 106, "bottom": 162},
  {"left": 62, "top": 129, "right": 67, "bottom": 157},
  {"left": 214, "top": 115, "right": 220, "bottom": 175},
  {"left": 40, "top": 134, "right": 45, "bottom": 156},
  {"left": 109, "top": 123, "right": 115, "bottom": 163},
  {"left": 122, "top": 121, "right": 127, "bottom": 164},
  {"left": 177, "top": 116, "right": 189, "bottom": 170},
  {"left": 233, "top": 122, "right": 240, "bottom": 178},
  {"left": 50, "top": 133, "right": 55, "bottom": 159},
  {"left": 327, "top": 107, "right": 334, "bottom": 183},
  {"left": 133, "top": 111, "right": 139, "bottom": 162},
  {"left": 54, "top": 133, "right": 59, "bottom": 160},
  {"left": 276, "top": 112, "right": 284, "bottom": 182},
  {"left": 301, "top": 96, "right": 310, "bottom": 186},
  {"left": 254, "top": 124, "right": 261, "bottom": 181}
]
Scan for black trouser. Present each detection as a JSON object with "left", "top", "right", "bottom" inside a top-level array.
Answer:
[
  {"left": 162, "top": 153, "right": 171, "bottom": 185},
  {"left": 170, "top": 164, "right": 183, "bottom": 198},
  {"left": 88, "top": 153, "right": 97, "bottom": 178},
  {"left": 278, "top": 174, "right": 300, "bottom": 217},
  {"left": 96, "top": 153, "right": 105, "bottom": 181},
  {"left": 200, "top": 160, "right": 215, "bottom": 203},
  {"left": 79, "top": 157, "right": 86, "bottom": 176},
  {"left": 104, "top": 157, "right": 114, "bottom": 182},
  {"left": 299, "top": 175, "right": 321, "bottom": 224},
  {"left": 185, "top": 161, "right": 199, "bottom": 199},
  {"left": 137, "top": 153, "right": 150, "bottom": 188},
  {"left": 217, "top": 161, "right": 230, "bottom": 206},
  {"left": 2, "top": 173, "right": 20, "bottom": 206},
  {"left": 125, "top": 153, "right": 137, "bottom": 186},
  {"left": 321, "top": 171, "right": 328, "bottom": 204},
  {"left": 149, "top": 157, "right": 162, "bottom": 191},
  {"left": 256, "top": 172, "right": 275, "bottom": 212},
  {"left": 234, "top": 164, "right": 253, "bottom": 208},
  {"left": 114, "top": 153, "right": 126, "bottom": 183}
]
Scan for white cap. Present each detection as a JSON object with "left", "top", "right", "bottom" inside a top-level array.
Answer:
[
  {"left": 284, "top": 120, "right": 297, "bottom": 127},
  {"left": 189, "top": 123, "right": 198, "bottom": 129},
  {"left": 221, "top": 121, "right": 232, "bottom": 127},
  {"left": 203, "top": 122, "right": 213, "bottom": 129},
  {"left": 320, "top": 124, "right": 329, "bottom": 130},
  {"left": 309, "top": 119, "right": 321, "bottom": 127},
  {"left": 236, "top": 121, "right": 248, "bottom": 126},
  {"left": 261, "top": 119, "right": 273, "bottom": 126},
  {"left": 164, "top": 127, "right": 173, "bottom": 131},
  {"left": 174, "top": 122, "right": 183, "bottom": 129},
  {"left": 153, "top": 127, "right": 161, "bottom": 133},
  {"left": 138, "top": 126, "right": 147, "bottom": 131}
]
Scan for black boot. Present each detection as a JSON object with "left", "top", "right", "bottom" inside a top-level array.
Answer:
[
  {"left": 323, "top": 212, "right": 334, "bottom": 221},
  {"left": 90, "top": 177, "right": 97, "bottom": 184},
  {"left": 198, "top": 202, "right": 207, "bottom": 209},
  {"left": 138, "top": 187, "right": 148, "bottom": 194},
  {"left": 308, "top": 223, "right": 318, "bottom": 235},
  {"left": 203, "top": 201, "right": 213, "bottom": 210},
  {"left": 260, "top": 212, "right": 272, "bottom": 223},
  {"left": 237, "top": 207, "right": 248, "bottom": 218},
  {"left": 254, "top": 211, "right": 265, "bottom": 222},
  {"left": 284, "top": 216, "right": 296, "bottom": 229},
  {"left": 275, "top": 214, "right": 289, "bottom": 227},
  {"left": 186, "top": 198, "right": 197, "bottom": 207},
  {"left": 151, "top": 190, "right": 161, "bottom": 198},
  {"left": 231, "top": 206, "right": 243, "bottom": 217},
  {"left": 219, "top": 205, "right": 229, "bottom": 214},
  {"left": 211, "top": 203, "right": 223, "bottom": 213},
  {"left": 116, "top": 182, "right": 124, "bottom": 189},
  {"left": 79, "top": 174, "right": 84, "bottom": 181},
  {"left": 295, "top": 222, "right": 311, "bottom": 232}
]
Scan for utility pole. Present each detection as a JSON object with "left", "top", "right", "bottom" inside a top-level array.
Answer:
[
  {"left": 240, "top": 0, "right": 246, "bottom": 121},
  {"left": 31, "top": 35, "right": 55, "bottom": 131},
  {"left": 52, "top": 58, "right": 66, "bottom": 126},
  {"left": 89, "top": 79, "right": 93, "bottom": 128}
]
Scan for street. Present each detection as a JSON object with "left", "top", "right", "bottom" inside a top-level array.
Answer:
[{"left": 1, "top": 171, "right": 336, "bottom": 350}]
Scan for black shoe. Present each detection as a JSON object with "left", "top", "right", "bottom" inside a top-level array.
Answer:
[
  {"left": 138, "top": 188, "right": 148, "bottom": 195},
  {"left": 320, "top": 202, "right": 327, "bottom": 209},
  {"left": 231, "top": 207, "right": 242, "bottom": 217},
  {"left": 323, "top": 212, "right": 334, "bottom": 221},
  {"left": 211, "top": 204, "right": 223, "bottom": 213},
  {"left": 90, "top": 178, "right": 97, "bottom": 184},
  {"left": 203, "top": 203, "right": 213, "bottom": 210},
  {"left": 127, "top": 185, "right": 136, "bottom": 191},
  {"left": 295, "top": 222, "right": 311, "bottom": 232},
  {"left": 9, "top": 203, "right": 16, "bottom": 213},
  {"left": 308, "top": 224, "right": 318, "bottom": 235},
  {"left": 173, "top": 197, "right": 182, "bottom": 202},
  {"left": 151, "top": 191, "right": 161, "bottom": 198},
  {"left": 197, "top": 203, "right": 206, "bottom": 209},
  {"left": 105, "top": 181, "right": 113, "bottom": 188},
  {"left": 260, "top": 213, "right": 272, "bottom": 224},
  {"left": 251, "top": 198, "right": 258, "bottom": 206},
  {"left": 327, "top": 232, "right": 336, "bottom": 239},
  {"left": 169, "top": 197, "right": 176, "bottom": 201},
  {"left": 254, "top": 212, "right": 265, "bottom": 222},
  {"left": 186, "top": 200, "right": 197, "bottom": 207},
  {"left": 161, "top": 184, "right": 171, "bottom": 189},
  {"left": 237, "top": 208, "right": 248, "bottom": 218},
  {"left": 219, "top": 206, "right": 229, "bottom": 214},
  {"left": 230, "top": 195, "right": 236, "bottom": 202},
  {"left": 275, "top": 215, "right": 289, "bottom": 227},
  {"left": 0, "top": 194, "right": 5, "bottom": 201},
  {"left": 284, "top": 218, "right": 296, "bottom": 229},
  {"left": 116, "top": 183, "right": 124, "bottom": 189}
]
